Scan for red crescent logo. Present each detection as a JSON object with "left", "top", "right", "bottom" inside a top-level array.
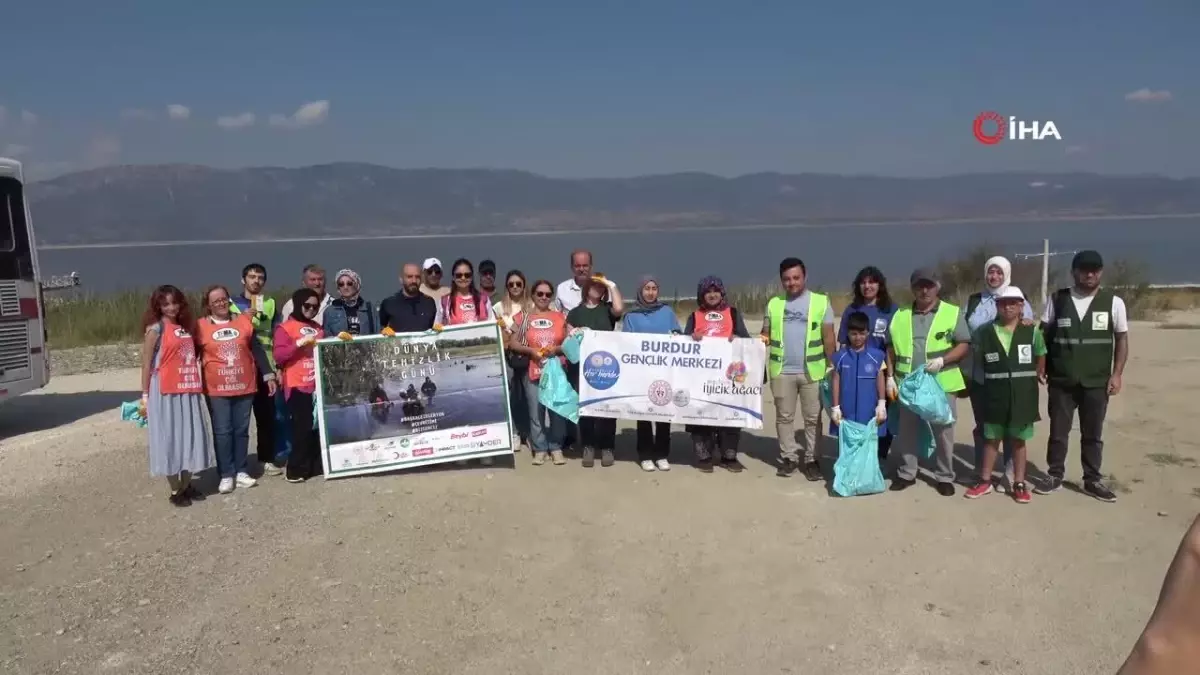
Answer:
[{"left": 973, "top": 111, "right": 1006, "bottom": 145}]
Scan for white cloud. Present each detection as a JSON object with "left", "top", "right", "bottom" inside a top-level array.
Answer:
[
  {"left": 1065, "top": 145, "right": 1087, "bottom": 155},
  {"left": 1028, "top": 181, "right": 1047, "bottom": 188},
  {"left": 268, "top": 99, "right": 330, "bottom": 129},
  {"left": 216, "top": 112, "right": 256, "bottom": 130},
  {"left": 1124, "top": 88, "right": 1172, "bottom": 103},
  {"left": 166, "top": 104, "right": 191, "bottom": 120},
  {"left": 85, "top": 135, "right": 122, "bottom": 166},
  {"left": 120, "top": 108, "right": 157, "bottom": 121},
  {"left": 3, "top": 144, "right": 31, "bottom": 158},
  {"left": 20, "top": 110, "right": 38, "bottom": 126}
]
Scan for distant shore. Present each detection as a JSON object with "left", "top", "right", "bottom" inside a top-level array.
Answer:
[{"left": 37, "top": 212, "right": 1200, "bottom": 251}]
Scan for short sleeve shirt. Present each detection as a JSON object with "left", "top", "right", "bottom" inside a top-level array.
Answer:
[
  {"left": 897, "top": 301, "right": 970, "bottom": 366},
  {"left": 760, "top": 291, "right": 834, "bottom": 374}
]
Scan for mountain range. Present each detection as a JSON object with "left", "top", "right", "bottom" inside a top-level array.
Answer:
[{"left": 23, "top": 163, "right": 1200, "bottom": 245}]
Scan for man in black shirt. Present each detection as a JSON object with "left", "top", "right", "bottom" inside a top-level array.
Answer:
[{"left": 379, "top": 263, "right": 437, "bottom": 333}]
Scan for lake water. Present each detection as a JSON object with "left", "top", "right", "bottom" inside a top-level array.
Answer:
[{"left": 39, "top": 217, "right": 1199, "bottom": 296}]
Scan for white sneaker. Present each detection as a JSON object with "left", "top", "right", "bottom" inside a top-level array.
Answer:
[
  {"left": 262, "top": 462, "right": 283, "bottom": 476},
  {"left": 640, "top": 460, "right": 657, "bottom": 472},
  {"left": 655, "top": 459, "right": 671, "bottom": 472},
  {"left": 235, "top": 472, "right": 258, "bottom": 488},
  {"left": 218, "top": 477, "right": 235, "bottom": 494}
]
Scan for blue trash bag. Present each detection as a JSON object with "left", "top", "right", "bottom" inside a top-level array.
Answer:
[
  {"left": 538, "top": 358, "right": 579, "bottom": 423},
  {"left": 832, "top": 418, "right": 885, "bottom": 497},
  {"left": 120, "top": 400, "right": 147, "bottom": 429},
  {"left": 561, "top": 332, "right": 584, "bottom": 364},
  {"left": 898, "top": 366, "right": 956, "bottom": 426}
]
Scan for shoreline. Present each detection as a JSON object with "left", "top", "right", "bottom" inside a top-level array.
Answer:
[{"left": 37, "top": 212, "right": 1200, "bottom": 251}]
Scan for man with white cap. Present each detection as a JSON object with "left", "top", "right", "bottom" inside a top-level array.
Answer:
[
  {"left": 419, "top": 257, "right": 451, "bottom": 301},
  {"left": 886, "top": 267, "right": 971, "bottom": 496}
]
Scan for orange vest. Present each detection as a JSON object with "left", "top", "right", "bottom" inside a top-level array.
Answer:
[
  {"left": 278, "top": 318, "right": 320, "bottom": 392},
  {"left": 197, "top": 314, "right": 259, "bottom": 397},
  {"left": 156, "top": 320, "right": 203, "bottom": 394},
  {"left": 693, "top": 307, "right": 734, "bottom": 338},
  {"left": 441, "top": 292, "right": 482, "bottom": 325},
  {"left": 518, "top": 310, "right": 567, "bottom": 381}
]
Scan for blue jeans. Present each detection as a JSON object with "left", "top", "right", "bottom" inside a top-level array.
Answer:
[
  {"left": 207, "top": 394, "right": 254, "bottom": 478},
  {"left": 524, "top": 375, "right": 565, "bottom": 453}
]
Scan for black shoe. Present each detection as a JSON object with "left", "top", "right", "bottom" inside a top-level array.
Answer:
[
  {"left": 581, "top": 447, "right": 596, "bottom": 468},
  {"left": 803, "top": 461, "right": 822, "bottom": 482},
  {"left": 776, "top": 459, "right": 798, "bottom": 478},
  {"left": 1084, "top": 481, "right": 1118, "bottom": 503},
  {"left": 721, "top": 458, "right": 745, "bottom": 473},
  {"left": 890, "top": 477, "right": 916, "bottom": 492},
  {"left": 697, "top": 459, "right": 715, "bottom": 473},
  {"left": 600, "top": 449, "right": 615, "bottom": 467},
  {"left": 168, "top": 492, "right": 191, "bottom": 507},
  {"left": 182, "top": 485, "right": 205, "bottom": 501},
  {"left": 1034, "top": 477, "right": 1063, "bottom": 495},
  {"left": 935, "top": 482, "right": 956, "bottom": 497}
]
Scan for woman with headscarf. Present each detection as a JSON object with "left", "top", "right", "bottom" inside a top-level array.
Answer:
[
  {"left": 965, "top": 256, "right": 1035, "bottom": 490},
  {"left": 494, "top": 270, "right": 533, "bottom": 451},
  {"left": 566, "top": 273, "right": 625, "bottom": 468},
  {"left": 273, "top": 288, "right": 324, "bottom": 483},
  {"left": 621, "top": 274, "right": 681, "bottom": 471},
  {"left": 323, "top": 268, "right": 380, "bottom": 338},
  {"left": 682, "top": 275, "right": 751, "bottom": 473},
  {"left": 837, "top": 266, "right": 899, "bottom": 462}
]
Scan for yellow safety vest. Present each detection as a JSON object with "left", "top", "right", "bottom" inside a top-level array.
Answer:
[
  {"left": 230, "top": 296, "right": 277, "bottom": 368},
  {"left": 889, "top": 301, "right": 965, "bottom": 393},
  {"left": 766, "top": 292, "right": 829, "bottom": 381}
]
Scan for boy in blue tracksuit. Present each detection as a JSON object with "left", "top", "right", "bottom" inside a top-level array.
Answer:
[{"left": 829, "top": 311, "right": 888, "bottom": 461}]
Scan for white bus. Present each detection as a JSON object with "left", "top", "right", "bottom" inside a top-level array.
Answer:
[{"left": 0, "top": 157, "right": 50, "bottom": 403}]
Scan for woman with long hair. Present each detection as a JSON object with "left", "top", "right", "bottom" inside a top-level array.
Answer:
[
  {"left": 566, "top": 273, "right": 625, "bottom": 468},
  {"left": 273, "top": 288, "right": 324, "bottom": 483},
  {"left": 504, "top": 279, "right": 570, "bottom": 466},
  {"left": 435, "top": 258, "right": 497, "bottom": 327},
  {"left": 620, "top": 274, "right": 681, "bottom": 471},
  {"left": 838, "top": 266, "right": 899, "bottom": 463},
  {"left": 140, "top": 285, "right": 211, "bottom": 507},
  {"left": 196, "top": 284, "right": 277, "bottom": 494},
  {"left": 495, "top": 270, "right": 533, "bottom": 451}
]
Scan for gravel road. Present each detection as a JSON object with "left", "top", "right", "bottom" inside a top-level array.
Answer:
[{"left": 4, "top": 322, "right": 1198, "bottom": 674}]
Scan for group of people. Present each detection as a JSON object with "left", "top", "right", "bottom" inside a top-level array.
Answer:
[{"left": 140, "top": 247, "right": 1129, "bottom": 508}]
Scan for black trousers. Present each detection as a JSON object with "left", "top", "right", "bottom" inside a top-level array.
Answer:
[
  {"left": 579, "top": 417, "right": 617, "bottom": 451},
  {"left": 691, "top": 425, "right": 740, "bottom": 460},
  {"left": 285, "top": 392, "right": 323, "bottom": 480},
  {"left": 251, "top": 368, "right": 276, "bottom": 464},
  {"left": 1046, "top": 384, "right": 1109, "bottom": 484},
  {"left": 636, "top": 421, "right": 671, "bottom": 462}
]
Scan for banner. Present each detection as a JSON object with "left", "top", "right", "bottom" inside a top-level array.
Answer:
[
  {"left": 576, "top": 331, "right": 766, "bottom": 429},
  {"left": 314, "top": 322, "right": 514, "bottom": 478}
]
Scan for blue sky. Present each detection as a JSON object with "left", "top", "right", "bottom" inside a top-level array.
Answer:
[{"left": 1, "top": 1, "right": 1195, "bottom": 180}]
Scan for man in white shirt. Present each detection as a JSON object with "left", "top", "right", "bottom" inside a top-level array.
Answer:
[
  {"left": 280, "top": 263, "right": 334, "bottom": 324},
  {"left": 1036, "top": 249, "right": 1129, "bottom": 502},
  {"left": 553, "top": 249, "right": 592, "bottom": 313}
]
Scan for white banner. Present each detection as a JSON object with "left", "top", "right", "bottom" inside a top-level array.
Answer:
[{"left": 576, "top": 331, "right": 767, "bottom": 429}]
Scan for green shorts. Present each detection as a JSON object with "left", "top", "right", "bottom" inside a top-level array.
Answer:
[{"left": 982, "top": 423, "right": 1034, "bottom": 441}]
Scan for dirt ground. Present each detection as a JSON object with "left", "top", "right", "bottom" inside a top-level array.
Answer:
[{"left": 2, "top": 319, "right": 1199, "bottom": 675}]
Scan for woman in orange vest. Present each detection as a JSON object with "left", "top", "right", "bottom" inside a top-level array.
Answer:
[
  {"left": 682, "top": 275, "right": 751, "bottom": 473},
  {"left": 196, "top": 284, "right": 278, "bottom": 494},
  {"left": 504, "top": 279, "right": 570, "bottom": 466},
  {"left": 139, "top": 285, "right": 212, "bottom": 507},
  {"left": 273, "top": 288, "right": 324, "bottom": 483}
]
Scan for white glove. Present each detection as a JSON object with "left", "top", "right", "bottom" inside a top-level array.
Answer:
[
  {"left": 925, "top": 357, "right": 944, "bottom": 373},
  {"left": 875, "top": 400, "right": 887, "bottom": 424},
  {"left": 830, "top": 405, "right": 843, "bottom": 425},
  {"left": 885, "top": 377, "right": 897, "bottom": 399}
]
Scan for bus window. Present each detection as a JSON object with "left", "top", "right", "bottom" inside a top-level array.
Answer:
[{"left": 0, "top": 179, "right": 14, "bottom": 253}]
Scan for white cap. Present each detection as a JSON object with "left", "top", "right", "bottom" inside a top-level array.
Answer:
[
  {"left": 996, "top": 286, "right": 1025, "bottom": 301},
  {"left": 422, "top": 257, "right": 442, "bottom": 270}
]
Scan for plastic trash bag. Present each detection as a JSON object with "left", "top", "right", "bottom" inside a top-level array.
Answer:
[
  {"left": 538, "top": 358, "right": 579, "bottom": 423},
  {"left": 832, "top": 418, "right": 885, "bottom": 497},
  {"left": 120, "top": 400, "right": 147, "bottom": 429},
  {"left": 561, "top": 332, "right": 584, "bottom": 364},
  {"left": 897, "top": 366, "right": 953, "bottom": 459}
]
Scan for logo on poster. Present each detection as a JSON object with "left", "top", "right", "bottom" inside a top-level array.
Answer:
[
  {"left": 725, "top": 361, "right": 748, "bottom": 384},
  {"left": 647, "top": 380, "right": 673, "bottom": 406},
  {"left": 413, "top": 447, "right": 435, "bottom": 457},
  {"left": 583, "top": 351, "right": 620, "bottom": 390}
]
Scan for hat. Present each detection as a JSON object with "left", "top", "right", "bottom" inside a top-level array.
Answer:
[
  {"left": 910, "top": 267, "right": 941, "bottom": 286},
  {"left": 996, "top": 286, "right": 1025, "bottom": 301},
  {"left": 478, "top": 259, "right": 496, "bottom": 275},
  {"left": 1072, "top": 250, "right": 1103, "bottom": 270},
  {"left": 422, "top": 257, "right": 442, "bottom": 271}
]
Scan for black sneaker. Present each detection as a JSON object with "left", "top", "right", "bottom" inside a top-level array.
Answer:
[
  {"left": 802, "top": 461, "right": 823, "bottom": 482},
  {"left": 721, "top": 458, "right": 745, "bottom": 473},
  {"left": 581, "top": 447, "right": 596, "bottom": 468},
  {"left": 600, "top": 449, "right": 615, "bottom": 467},
  {"left": 935, "top": 482, "right": 956, "bottom": 497},
  {"left": 697, "top": 459, "right": 715, "bottom": 473},
  {"left": 182, "top": 485, "right": 206, "bottom": 501},
  {"left": 1084, "top": 481, "right": 1118, "bottom": 503},
  {"left": 776, "top": 459, "right": 798, "bottom": 478},
  {"left": 889, "top": 477, "right": 916, "bottom": 492},
  {"left": 1034, "top": 477, "right": 1063, "bottom": 495}
]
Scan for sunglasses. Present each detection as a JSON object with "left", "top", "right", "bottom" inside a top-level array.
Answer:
[
  {"left": 507, "top": 280, "right": 524, "bottom": 288},
  {"left": 302, "top": 303, "right": 320, "bottom": 311},
  {"left": 534, "top": 291, "right": 553, "bottom": 298},
  {"left": 426, "top": 268, "right": 442, "bottom": 275},
  {"left": 337, "top": 280, "right": 356, "bottom": 288},
  {"left": 454, "top": 272, "right": 473, "bottom": 279}
]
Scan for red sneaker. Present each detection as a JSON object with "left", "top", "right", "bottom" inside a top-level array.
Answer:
[
  {"left": 964, "top": 482, "right": 994, "bottom": 499},
  {"left": 1012, "top": 482, "right": 1032, "bottom": 504}
]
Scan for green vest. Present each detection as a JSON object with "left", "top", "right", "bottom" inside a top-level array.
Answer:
[
  {"left": 1044, "top": 288, "right": 1114, "bottom": 388},
  {"left": 230, "top": 296, "right": 277, "bottom": 369},
  {"left": 978, "top": 323, "right": 1039, "bottom": 427},
  {"left": 889, "top": 301, "right": 966, "bottom": 393},
  {"left": 766, "top": 292, "right": 829, "bottom": 381}
]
